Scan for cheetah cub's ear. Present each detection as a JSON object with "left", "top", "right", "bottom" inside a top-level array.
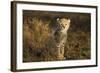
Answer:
[
  {"left": 57, "top": 18, "right": 60, "bottom": 21},
  {"left": 67, "top": 19, "right": 71, "bottom": 23}
]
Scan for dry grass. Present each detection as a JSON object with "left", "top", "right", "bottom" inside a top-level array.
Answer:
[{"left": 23, "top": 13, "right": 91, "bottom": 62}]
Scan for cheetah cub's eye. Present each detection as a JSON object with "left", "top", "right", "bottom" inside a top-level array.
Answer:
[{"left": 65, "top": 24, "right": 67, "bottom": 26}]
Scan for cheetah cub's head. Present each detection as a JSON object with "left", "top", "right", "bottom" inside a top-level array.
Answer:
[{"left": 57, "top": 18, "right": 71, "bottom": 31}]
